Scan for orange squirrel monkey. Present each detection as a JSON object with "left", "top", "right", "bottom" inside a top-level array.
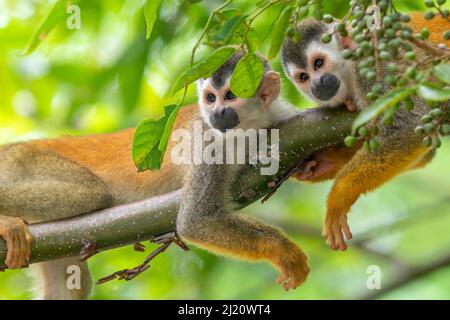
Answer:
[
  {"left": 0, "top": 52, "right": 312, "bottom": 298},
  {"left": 282, "top": 13, "right": 449, "bottom": 251}
]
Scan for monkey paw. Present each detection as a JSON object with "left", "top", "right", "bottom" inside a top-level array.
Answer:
[
  {"left": 292, "top": 159, "right": 334, "bottom": 182},
  {"left": 275, "top": 250, "right": 310, "bottom": 291},
  {"left": 323, "top": 213, "right": 352, "bottom": 251},
  {"left": 0, "top": 216, "right": 32, "bottom": 269}
]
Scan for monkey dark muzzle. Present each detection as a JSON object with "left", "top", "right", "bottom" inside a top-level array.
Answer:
[
  {"left": 311, "top": 73, "right": 341, "bottom": 101},
  {"left": 209, "top": 107, "right": 240, "bottom": 132}
]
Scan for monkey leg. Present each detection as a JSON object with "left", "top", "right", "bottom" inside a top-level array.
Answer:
[
  {"left": 30, "top": 256, "right": 92, "bottom": 300},
  {"left": 0, "top": 216, "right": 32, "bottom": 269},
  {"left": 177, "top": 213, "right": 310, "bottom": 291},
  {"left": 324, "top": 143, "right": 430, "bottom": 251}
]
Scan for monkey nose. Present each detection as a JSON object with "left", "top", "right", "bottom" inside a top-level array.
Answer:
[
  {"left": 311, "top": 74, "right": 341, "bottom": 101},
  {"left": 209, "top": 107, "right": 240, "bottom": 132}
]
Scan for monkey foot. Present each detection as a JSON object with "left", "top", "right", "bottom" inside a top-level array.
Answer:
[
  {"left": 323, "top": 213, "right": 352, "bottom": 251},
  {"left": 275, "top": 250, "right": 310, "bottom": 291},
  {"left": 0, "top": 216, "right": 32, "bottom": 269}
]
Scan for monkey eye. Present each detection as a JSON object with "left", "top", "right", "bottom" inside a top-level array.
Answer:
[
  {"left": 206, "top": 93, "right": 216, "bottom": 103},
  {"left": 299, "top": 73, "right": 309, "bottom": 82},
  {"left": 224, "top": 90, "right": 236, "bottom": 101},
  {"left": 314, "top": 58, "right": 324, "bottom": 70}
]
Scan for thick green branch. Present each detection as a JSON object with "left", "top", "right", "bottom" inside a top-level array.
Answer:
[{"left": 0, "top": 107, "right": 356, "bottom": 266}]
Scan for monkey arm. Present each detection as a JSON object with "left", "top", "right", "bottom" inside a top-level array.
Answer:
[{"left": 0, "top": 107, "right": 356, "bottom": 266}]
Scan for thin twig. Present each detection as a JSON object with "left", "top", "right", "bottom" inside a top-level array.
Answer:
[{"left": 96, "top": 231, "right": 189, "bottom": 285}]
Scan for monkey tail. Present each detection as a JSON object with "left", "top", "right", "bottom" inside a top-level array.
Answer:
[{"left": 29, "top": 256, "right": 92, "bottom": 300}]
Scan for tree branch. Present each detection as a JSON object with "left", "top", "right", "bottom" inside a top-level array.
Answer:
[{"left": 0, "top": 107, "right": 356, "bottom": 266}]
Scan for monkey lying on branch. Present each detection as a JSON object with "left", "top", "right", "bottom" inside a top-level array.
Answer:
[{"left": 0, "top": 105, "right": 356, "bottom": 292}]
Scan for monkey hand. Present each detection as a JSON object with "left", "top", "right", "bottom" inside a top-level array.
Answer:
[
  {"left": 322, "top": 211, "right": 352, "bottom": 251},
  {"left": 0, "top": 216, "right": 32, "bottom": 269},
  {"left": 291, "top": 158, "right": 335, "bottom": 183},
  {"left": 345, "top": 99, "right": 357, "bottom": 112},
  {"left": 274, "top": 246, "right": 310, "bottom": 291}
]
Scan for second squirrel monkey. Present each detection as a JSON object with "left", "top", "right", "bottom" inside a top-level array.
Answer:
[{"left": 282, "top": 13, "right": 448, "bottom": 251}]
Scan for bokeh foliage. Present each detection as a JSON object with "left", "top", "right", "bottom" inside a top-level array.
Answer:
[{"left": 0, "top": 0, "right": 449, "bottom": 299}]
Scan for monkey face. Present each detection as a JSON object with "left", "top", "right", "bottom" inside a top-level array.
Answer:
[
  {"left": 282, "top": 19, "right": 356, "bottom": 108},
  {"left": 197, "top": 70, "right": 281, "bottom": 132},
  {"left": 197, "top": 79, "right": 241, "bottom": 132}
]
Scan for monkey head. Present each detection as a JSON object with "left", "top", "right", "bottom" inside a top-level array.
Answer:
[
  {"left": 282, "top": 19, "right": 356, "bottom": 108},
  {"left": 197, "top": 52, "right": 282, "bottom": 132}
]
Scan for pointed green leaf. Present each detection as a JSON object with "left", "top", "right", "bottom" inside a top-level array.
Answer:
[
  {"left": 171, "top": 47, "right": 236, "bottom": 95},
  {"left": 21, "top": 0, "right": 78, "bottom": 55},
  {"left": 268, "top": 6, "right": 293, "bottom": 60},
  {"left": 145, "top": 0, "right": 162, "bottom": 39},
  {"left": 352, "top": 87, "right": 416, "bottom": 133},
  {"left": 432, "top": 63, "right": 450, "bottom": 85},
  {"left": 132, "top": 104, "right": 178, "bottom": 171},
  {"left": 417, "top": 83, "right": 450, "bottom": 102},
  {"left": 230, "top": 53, "right": 264, "bottom": 98}
]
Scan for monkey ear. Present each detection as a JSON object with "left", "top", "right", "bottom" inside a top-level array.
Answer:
[{"left": 258, "top": 71, "right": 281, "bottom": 108}]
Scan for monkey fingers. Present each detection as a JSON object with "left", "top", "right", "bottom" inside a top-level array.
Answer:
[
  {"left": 323, "top": 213, "right": 352, "bottom": 251},
  {"left": 0, "top": 216, "right": 32, "bottom": 269},
  {"left": 275, "top": 250, "right": 310, "bottom": 291}
]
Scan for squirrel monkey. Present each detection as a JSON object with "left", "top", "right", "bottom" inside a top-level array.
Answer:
[
  {"left": 0, "top": 51, "right": 310, "bottom": 298},
  {"left": 177, "top": 52, "right": 310, "bottom": 291},
  {"left": 282, "top": 13, "right": 448, "bottom": 251}
]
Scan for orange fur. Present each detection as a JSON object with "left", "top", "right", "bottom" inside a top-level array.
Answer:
[
  {"left": 31, "top": 104, "right": 198, "bottom": 205},
  {"left": 409, "top": 12, "right": 450, "bottom": 46}
]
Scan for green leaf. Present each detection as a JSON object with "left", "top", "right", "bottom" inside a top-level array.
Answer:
[
  {"left": 21, "top": 0, "right": 76, "bottom": 55},
  {"left": 171, "top": 47, "right": 236, "bottom": 95},
  {"left": 268, "top": 6, "right": 293, "bottom": 60},
  {"left": 213, "top": 14, "right": 244, "bottom": 43},
  {"left": 352, "top": 87, "right": 416, "bottom": 133},
  {"left": 432, "top": 63, "right": 450, "bottom": 85},
  {"left": 230, "top": 53, "right": 264, "bottom": 98},
  {"left": 144, "top": 0, "right": 162, "bottom": 39},
  {"left": 132, "top": 104, "right": 178, "bottom": 171},
  {"left": 417, "top": 83, "right": 450, "bottom": 102}
]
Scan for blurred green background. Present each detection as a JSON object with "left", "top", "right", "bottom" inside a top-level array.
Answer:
[{"left": 0, "top": 0, "right": 449, "bottom": 299}]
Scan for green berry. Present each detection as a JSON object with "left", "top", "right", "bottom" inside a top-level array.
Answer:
[
  {"left": 430, "top": 108, "right": 443, "bottom": 118},
  {"left": 415, "top": 126, "right": 426, "bottom": 136},
  {"left": 406, "top": 52, "right": 416, "bottom": 61},
  {"left": 387, "top": 63, "right": 397, "bottom": 73},
  {"left": 337, "top": 23, "right": 346, "bottom": 33},
  {"left": 423, "top": 136, "right": 432, "bottom": 147},
  {"left": 321, "top": 33, "right": 332, "bottom": 43},
  {"left": 421, "top": 28, "right": 430, "bottom": 39},
  {"left": 323, "top": 14, "right": 334, "bottom": 24},
  {"left": 444, "top": 31, "right": 450, "bottom": 40},
  {"left": 380, "top": 51, "right": 390, "bottom": 60},
  {"left": 401, "top": 14, "right": 411, "bottom": 22},
  {"left": 421, "top": 115, "right": 433, "bottom": 123},
  {"left": 358, "top": 126, "right": 369, "bottom": 137},
  {"left": 343, "top": 49, "right": 353, "bottom": 59},
  {"left": 425, "top": 0, "right": 435, "bottom": 8},
  {"left": 424, "top": 123, "right": 435, "bottom": 133},
  {"left": 441, "top": 124, "right": 450, "bottom": 135},
  {"left": 425, "top": 10, "right": 436, "bottom": 20},
  {"left": 344, "top": 136, "right": 357, "bottom": 147},
  {"left": 369, "top": 138, "right": 380, "bottom": 152},
  {"left": 437, "top": 0, "right": 445, "bottom": 5},
  {"left": 366, "top": 70, "right": 377, "bottom": 81},
  {"left": 432, "top": 136, "right": 442, "bottom": 149}
]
